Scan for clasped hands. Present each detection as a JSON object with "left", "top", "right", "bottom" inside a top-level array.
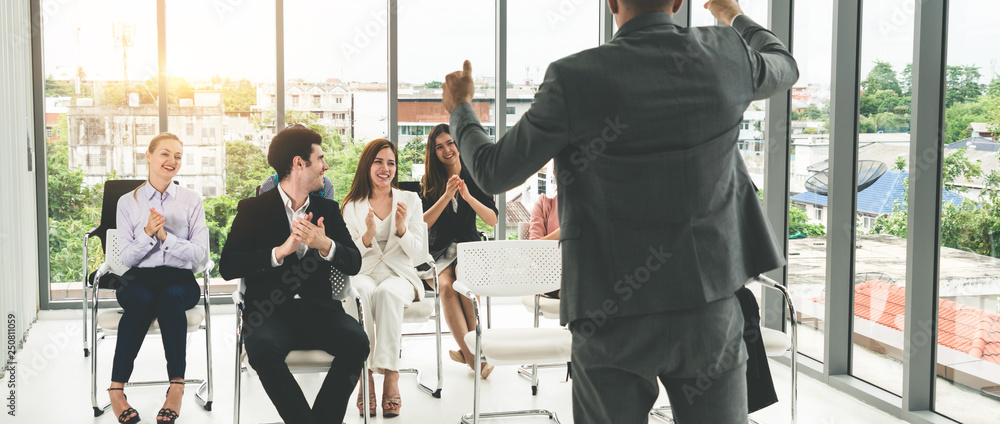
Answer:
[
  {"left": 144, "top": 208, "right": 168, "bottom": 242},
  {"left": 276, "top": 212, "right": 333, "bottom": 260}
]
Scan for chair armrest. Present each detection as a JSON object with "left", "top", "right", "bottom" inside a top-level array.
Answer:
[
  {"left": 231, "top": 290, "right": 244, "bottom": 306},
  {"left": 93, "top": 263, "right": 112, "bottom": 282},
  {"left": 194, "top": 259, "right": 215, "bottom": 277},
  {"left": 452, "top": 280, "right": 476, "bottom": 301},
  {"left": 84, "top": 226, "right": 101, "bottom": 238}
]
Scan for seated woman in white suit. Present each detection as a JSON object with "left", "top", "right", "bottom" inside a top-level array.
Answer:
[{"left": 341, "top": 138, "right": 426, "bottom": 418}]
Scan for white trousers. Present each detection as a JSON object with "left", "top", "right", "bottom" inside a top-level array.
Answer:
[{"left": 349, "top": 272, "right": 414, "bottom": 373}]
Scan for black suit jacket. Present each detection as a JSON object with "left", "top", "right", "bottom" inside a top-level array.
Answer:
[{"left": 220, "top": 188, "right": 361, "bottom": 314}]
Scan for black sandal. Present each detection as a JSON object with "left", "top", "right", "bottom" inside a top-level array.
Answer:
[
  {"left": 107, "top": 388, "right": 140, "bottom": 424},
  {"left": 157, "top": 381, "right": 184, "bottom": 423}
]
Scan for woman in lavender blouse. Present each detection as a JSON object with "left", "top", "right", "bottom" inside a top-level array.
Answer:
[{"left": 107, "top": 133, "right": 208, "bottom": 424}]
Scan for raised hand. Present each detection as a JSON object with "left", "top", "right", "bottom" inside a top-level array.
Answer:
[
  {"left": 704, "top": 0, "right": 744, "bottom": 26},
  {"left": 442, "top": 60, "right": 475, "bottom": 113},
  {"left": 394, "top": 201, "right": 407, "bottom": 237},
  {"left": 145, "top": 208, "right": 165, "bottom": 238}
]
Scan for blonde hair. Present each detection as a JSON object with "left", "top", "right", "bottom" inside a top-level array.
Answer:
[{"left": 133, "top": 133, "right": 183, "bottom": 200}]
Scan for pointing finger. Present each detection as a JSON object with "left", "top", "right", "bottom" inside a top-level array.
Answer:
[{"left": 463, "top": 60, "right": 472, "bottom": 77}]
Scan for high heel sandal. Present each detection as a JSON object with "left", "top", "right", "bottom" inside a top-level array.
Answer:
[
  {"left": 382, "top": 393, "right": 402, "bottom": 418},
  {"left": 157, "top": 381, "right": 184, "bottom": 423},
  {"left": 356, "top": 390, "right": 376, "bottom": 417},
  {"left": 107, "top": 388, "right": 140, "bottom": 424}
]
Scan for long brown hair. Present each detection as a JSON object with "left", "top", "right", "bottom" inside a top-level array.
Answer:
[
  {"left": 421, "top": 124, "right": 452, "bottom": 202},
  {"left": 133, "top": 132, "right": 183, "bottom": 200},
  {"left": 341, "top": 138, "right": 399, "bottom": 211}
]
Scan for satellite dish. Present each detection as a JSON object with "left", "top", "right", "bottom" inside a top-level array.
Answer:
[{"left": 805, "top": 160, "right": 887, "bottom": 195}]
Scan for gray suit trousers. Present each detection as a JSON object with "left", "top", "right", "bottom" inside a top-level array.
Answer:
[{"left": 569, "top": 295, "right": 749, "bottom": 424}]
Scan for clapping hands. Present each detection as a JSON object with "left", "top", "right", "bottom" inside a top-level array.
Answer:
[{"left": 145, "top": 208, "right": 167, "bottom": 241}]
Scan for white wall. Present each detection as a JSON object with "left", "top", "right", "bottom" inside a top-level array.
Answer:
[{"left": 1, "top": 0, "right": 40, "bottom": 371}]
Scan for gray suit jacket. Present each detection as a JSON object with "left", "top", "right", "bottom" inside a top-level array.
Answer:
[{"left": 451, "top": 13, "right": 797, "bottom": 325}]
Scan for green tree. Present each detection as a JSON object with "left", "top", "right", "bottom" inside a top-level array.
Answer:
[
  {"left": 224, "top": 140, "right": 271, "bottom": 200},
  {"left": 862, "top": 61, "right": 903, "bottom": 96},
  {"left": 893, "top": 156, "right": 907, "bottom": 171},
  {"left": 45, "top": 76, "right": 74, "bottom": 97},
  {"left": 859, "top": 116, "right": 877, "bottom": 133},
  {"left": 986, "top": 75, "right": 1000, "bottom": 138},
  {"left": 944, "top": 99, "right": 988, "bottom": 144},
  {"left": 424, "top": 81, "right": 442, "bottom": 89},
  {"left": 789, "top": 204, "right": 826, "bottom": 237},
  {"left": 398, "top": 136, "right": 425, "bottom": 182},
  {"left": 221, "top": 78, "right": 257, "bottom": 115},
  {"left": 901, "top": 63, "right": 913, "bottom": 97},
  {"left": 941, "top": 148, "right": 983, "bottom": 190},
  {"left": 945, "top": 65, "right": 985, "bottom": 107},
  {"left": 860, "top": 89, "right": 902, "bottom": 117}
]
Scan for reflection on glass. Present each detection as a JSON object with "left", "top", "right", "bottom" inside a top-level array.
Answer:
[
  {"left": 934, "top": 1, "right": 1000, "bottom": 422},
  {"left": 787, "top": 0, "right": 833, "bottom": 363},
  {"left": 42, "top": 0, "right": 157, "bottom": 300},
  {"left": 850, "top": 0, "right": 915, "bottom": 397}
]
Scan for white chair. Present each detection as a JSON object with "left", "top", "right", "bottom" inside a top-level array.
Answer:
[
  {"left": 232, "top": 273, "right": 371, "bottom": 424},
  {"left": 649, "top": 274, "right": 798, "bottom": 424},
  {"left": 398, "top": 257, "right": 444, "bottom": 398},
  {"left": 453, "top": 240, "right": 570, "bottom": 424},
  {"left": 89, "top": 228, "right": 215, "bottom": 416}
]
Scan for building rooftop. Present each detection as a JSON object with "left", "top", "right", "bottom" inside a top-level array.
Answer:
[
  {"left": 790, "top": 169, "right": 965, "bottom": 215},
  {"left": 812, "top": 279, "right": 1000, "bottom": 366}
]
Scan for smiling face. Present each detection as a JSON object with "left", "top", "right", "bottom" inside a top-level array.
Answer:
[
  {"left": 146, "top": 137, "right": 183, "bottom": 181},
  {"left": 434, "top": 132, "right": 458, "bottom": 166},
  {"left": 369, "top": 146, "right": 397, "bottom": 190},
  {"left": 301, "top": 143, "right": 329, "bottom": 193}
]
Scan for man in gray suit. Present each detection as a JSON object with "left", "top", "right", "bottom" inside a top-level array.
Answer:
[{"left": 442, "top": 0, "right": 796, "bottom": 422}]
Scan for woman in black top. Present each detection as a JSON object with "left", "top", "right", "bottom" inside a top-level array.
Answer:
[{"left": 421, "top": 124, "right": 498, "bottom": 378}]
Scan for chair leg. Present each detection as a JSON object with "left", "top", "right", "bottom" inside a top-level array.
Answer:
[
  {"left": 233, "top": 314, "right": 243, "bottom": 424},
  {"left": 200, "top": 280, "right": 214, "bottom": 411},
  {"left": 82, "top": 236, "right": 90, "bottom": 357},
  {"left": 649, "top": 405, "right": 675, "bottom": 423},
  {"left": 461, "top": 410, "right": 562, "bottom": 424}
]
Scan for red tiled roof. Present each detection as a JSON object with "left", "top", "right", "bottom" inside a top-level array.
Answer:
[{"left": 812, "top": 280, "right": 1000, "bottom": 366}]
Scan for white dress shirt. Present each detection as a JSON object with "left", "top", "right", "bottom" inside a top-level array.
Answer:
[{"left": 270, "top": 182, "right": 336, "bottom": 267}]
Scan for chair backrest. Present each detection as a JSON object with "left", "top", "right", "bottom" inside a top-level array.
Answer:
[
  {"left": 106, "top": 228, "right": 211, "bottom": 276},
  {"left": 398, "top": 181, "right": 421, "bottom": 194},
  {"left": 95, "top": 179, "right": 146, "bottom": 251},
  {"left": 456, "top": 240, "right": 561, "bottom": 297}
]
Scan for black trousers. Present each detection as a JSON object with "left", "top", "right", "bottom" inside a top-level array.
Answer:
[
  {"left": 111, "top": 266, "right": 200, "bottom": 382},
  {"left": 243, "top": 299, "right": 370, "bottom": 424}
]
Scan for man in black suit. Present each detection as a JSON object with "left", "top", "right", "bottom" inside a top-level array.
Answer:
[{"left": 220, "top": 126, "right": 366, "bottom": 424}]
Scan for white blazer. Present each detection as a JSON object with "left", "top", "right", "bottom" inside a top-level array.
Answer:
[{"left": 343, "top": 188, "right": 427, "bottom": 302}]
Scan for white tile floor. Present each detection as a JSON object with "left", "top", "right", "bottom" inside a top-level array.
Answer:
[{"left": 2, "top": 303, "right": 907, "bottom": 424}]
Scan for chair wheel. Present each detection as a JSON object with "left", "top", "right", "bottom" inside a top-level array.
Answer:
[
  {"left": 532, "top": 386, "right": 538, "bottom": 396},
  {"left": 93, "top": 406, "right": 104, "bottom": 417},
  {"left": 84, "top": 348, "right": 90, "bottom": 357},
  {"left": 204, "top": 401, "right": 213, "bottom": 411}
]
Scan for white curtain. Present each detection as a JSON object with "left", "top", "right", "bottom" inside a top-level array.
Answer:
[{"left": 0, "top": 0, "right": 40, "bottom": 374}]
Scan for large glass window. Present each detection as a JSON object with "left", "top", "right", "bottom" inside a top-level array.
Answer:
[
  {"left": 164, "top": 0, "right": 275, "bottom": 286},
  {"left": 43, "top": 0, "right": 157, "bottom": 301},
  {"left": 788, "top": 0, "right": 834, "bottom": 363},
  {"left": 504, "top": 0, "right": 600, "bottom": 240},
  {"left": 852, "top": 0, "right": 916, "bottom": 397},
  {"left": 285, "top": 1, "right": 388, "bottom": 198},
  {"left": 397, "top": 0, "right": 495, "bottom": 185},
  {"left": 934, "top": 1, "right": 1000, "bottom": 421}
]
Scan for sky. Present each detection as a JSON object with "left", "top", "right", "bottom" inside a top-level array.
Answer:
[{"left": 42, "top": 0, "right": 1000, "bottom": 89}]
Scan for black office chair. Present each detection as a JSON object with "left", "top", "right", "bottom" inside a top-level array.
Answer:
[{"left": 82, "top": 179, "right": 146, "bottom": 357}]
